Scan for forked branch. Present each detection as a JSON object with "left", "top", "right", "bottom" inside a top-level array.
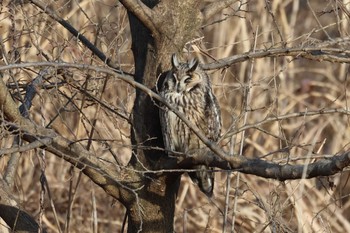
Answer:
[
  {"left": 0, "top": 77, "right": 135, "bottom": 203},
  {"left": 203, "top": 43, "right": 350, "bottom": 70},
  {"left": 179, "top": 150, "right": 350, "bottom": 181},
  {"left": 28, "top": 0, "right": 132, "bottom": 74},
  {"left": 1, "top": 62, "right": 349, "bottom": 183},
  {"left": 119, "top": 0, "right": 159, "bottom": 39}
]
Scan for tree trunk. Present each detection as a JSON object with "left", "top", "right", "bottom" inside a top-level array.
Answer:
[{"left": 125, "top": 0, "right": 202, "bottom": 232}]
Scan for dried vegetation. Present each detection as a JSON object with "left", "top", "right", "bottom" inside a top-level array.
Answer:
[{"left": 0, "top": 0, "right": 349, "bottom": 232}]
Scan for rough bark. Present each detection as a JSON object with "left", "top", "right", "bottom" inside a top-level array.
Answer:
[
  {"left": 123, "top": 0, "right": 203, "bottom": 231},
  {"left": 1, "top": 1, "right": 350, "bottom": 233}
]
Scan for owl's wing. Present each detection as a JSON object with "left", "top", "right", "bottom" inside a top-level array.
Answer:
[
  {"left": 204, "top": 91, "right": 222, "bottom": 142},
  {"left": 159, "top": 107, "right": 174, "bottom": 153}
]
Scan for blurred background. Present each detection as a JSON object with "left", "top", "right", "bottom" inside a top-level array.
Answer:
[{"left": 0, "top": 0, "right": 349, "bottom": 232}]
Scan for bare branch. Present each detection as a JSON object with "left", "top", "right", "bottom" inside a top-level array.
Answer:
[
  {"left": 5, "top": 117, "right": 135, "bottom": 202},
  {"left": 0, "top": 76, "right": 23, "bottom": 123},
  {"left": 225, "top": 108, "right": 350, "bottom": 139},
  {"left": 29, "top": 0, "right": 132, "bottom": 75},
  {"left": 1, "top": 62, "right": 349, "bottom": 184},
  {"left": 4, "top": 68, "right": 48, "bottom": 187},
  {"left": 202, "top": 43, "right": 350, "bottom": 70},
  {"left": 119, "top": 0, "right": 159, "bottom": 39},
  {"left": 201, "top": 0, "right": 236, "bottom": 20},
  {"left": 0, "top": 77, "right": 134, "bottom": 202},
  {"left": 0, "top": 138, "right": 52, "bottom": 156},
  {"left": 0, "top": 61, "right": 230, "bottom": 166},
  {"left": 236, "top": 151, "right": 350, "bottom": 181},
  {"left": 71, "top": 84, "right": 131, "bottom": 124},
  {"left": 336, "top": 0, "right": 350, "bottom": 19},
  {"left": 307, "top": 0, "right": 332, "bottom": 40},
  {"left": 177, "top": 150, "right": 350, "bottom": 181},
  {"left": 3, "top": 136, "right": 21, "bottom": 187},
  {"left": 264, "top": 0, "right": 285, "bottom": 46}
]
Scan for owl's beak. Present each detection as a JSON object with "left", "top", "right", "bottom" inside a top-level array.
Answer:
[{"left": 175, "top": 83, "right": 183, "bottom": 93}]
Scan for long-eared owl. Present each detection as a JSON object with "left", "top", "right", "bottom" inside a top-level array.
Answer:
[{"left": 159, "top": 54, "right": 222, "bottom": 197}]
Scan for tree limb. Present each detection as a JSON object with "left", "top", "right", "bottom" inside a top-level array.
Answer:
[
  {"left": 0, "top": 76, "right": 23, "bottom": 123},
  {"left": 0, "top": 77, "right": 137, "bottom": 203},
  {"left": 224, "top": 108, "right": 350, "bottom": 139},
  {"left": 178, "top": 150, "right": 350, "bottom": 181},
  {"left": 4, "top": 68, "right": 48, "bottom": 187},
  {"left": 119, "top": 0, "right": 159, "bottom": 39},
  {"left": 28, "top": 0, "right": 132, "bottom": 75},
  {"left": 237, "top": 151, "right": 350, "bottom": 180},
  {"left": 201, "top": 0, "right": 236, "bottom": 20},
  {"left": 202, "top": 44, "right": 350, "bottom": 70},
  {"left": 0, "top": 61, "right": 230, "bottom": 166},
  {"left": 0, "top": 138, "right": 52, "bottom": 156},
  {"left": 1, "top": 62, "right": 349, "bottom": 184}
]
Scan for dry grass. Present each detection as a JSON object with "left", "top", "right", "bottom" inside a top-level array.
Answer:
[{"left": 0, "top": 0, "right": 350, "bottom": 232}]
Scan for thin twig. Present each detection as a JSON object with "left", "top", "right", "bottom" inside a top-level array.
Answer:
[
  {"left": 265, "top": 0, "right": 286, "bottom": 47},
  {"left": 233, "top": 26, "right": 259, "bottom": 232},
  {"left": 4, "top": 68, "right": 48, "bottom": 186},
  {"left": 223, "top": 108, "right": 350, "bottom": 140},
  {"left": 1, "top": 62, "right": 350, "bottom": 184},
  {"left": 203, "top": 43, "right": 350, "bottom": 70},
  {"left": 40, "top": 166, "right": 63, "bottom": 233},
  {"left": 0, "top": 138, "right": 52, "bottom": 156},
  {"left": 307, "top": 0, "right": 333, "bottom": 40},
  {"left": 91, "top": 188, "right": 98, "bottom": 233},
  {"left": 0, "top": 61, "right": 232, "bottom": 165},
  {"left": 64, "top": 166, "right": 74, "bottom": 233},
  {"left": 29, "top": 0, "right": 132, "bottom": 75}
]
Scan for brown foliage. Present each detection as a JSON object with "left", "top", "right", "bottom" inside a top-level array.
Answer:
[{"left": 0, "top": 0, "right": 349, "bottom": 232}]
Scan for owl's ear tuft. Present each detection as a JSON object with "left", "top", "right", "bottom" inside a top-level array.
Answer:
[
  {"left": 156, "top": 71, "right": 169, "bottom": 93},
  {"left": 188, "top": 58, "right": 199, "bottom": 72},
  {"left": 171, "top": 54, "right": 180, "bottom": 69}
]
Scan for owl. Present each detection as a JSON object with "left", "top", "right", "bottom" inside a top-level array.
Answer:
[{"left": 159, "top": 54, "right": 222, "bottom": 197}]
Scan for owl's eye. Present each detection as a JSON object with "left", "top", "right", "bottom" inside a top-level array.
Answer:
[
  {"left": 163, "top": 82, "right": 169, "bottom": 90},
  {"left": 184, "top": 76, "right": 192, "bottom": 83}
]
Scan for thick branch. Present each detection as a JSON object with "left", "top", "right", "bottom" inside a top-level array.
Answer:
[
  {"left": 1, "top": 62, "right": 350, "bottom": 184},
  {"left": 237, "top": 152, "right": 350, "bottom": 180},
  {"left": 0, "top": 77, "right": 137, "bottom": 203},
  {"left": 178, "top": 150, "right": 350, "bottom": 181},
  {"left": 201, "top": 0, "right": 236, "bottom": 20},
  {"left": 119, "top": 0, "right": 159, "bottom": 39},
  {"left": 29, "top": 0, "right": 132, "bottom": 75},
  {"left": 4, "top": 69, "right": 48, "bottom": 187},
  {"left": 0, "top": 139, "right": 51, "bottom": 156},
  {"left": 0, "top": 77, "right": 24, "bottom": 123},
  {"left": 226, "top": 108, "right": 350, "bottom": 139},
  {"left": 6, "top": 118, "right": 129, "bottom": 199},
  {"left": 0, "top": 61, "right": 230, "bottom": 165},
  {"left": 202, "top": 44, "right": 350, "bottom": 70}
]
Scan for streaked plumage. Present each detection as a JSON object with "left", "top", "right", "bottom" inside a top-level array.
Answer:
[{"left": 159, "top": 54, "right": 221, "bottom": 197}]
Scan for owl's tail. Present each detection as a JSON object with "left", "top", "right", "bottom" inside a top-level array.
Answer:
[{"left": 189, "top": 165, "right": 214, "bottom": 197}]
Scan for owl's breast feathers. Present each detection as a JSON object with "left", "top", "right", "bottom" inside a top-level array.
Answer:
[{"left": 162, "top": 88, "right": 220, "bottom": 153}]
